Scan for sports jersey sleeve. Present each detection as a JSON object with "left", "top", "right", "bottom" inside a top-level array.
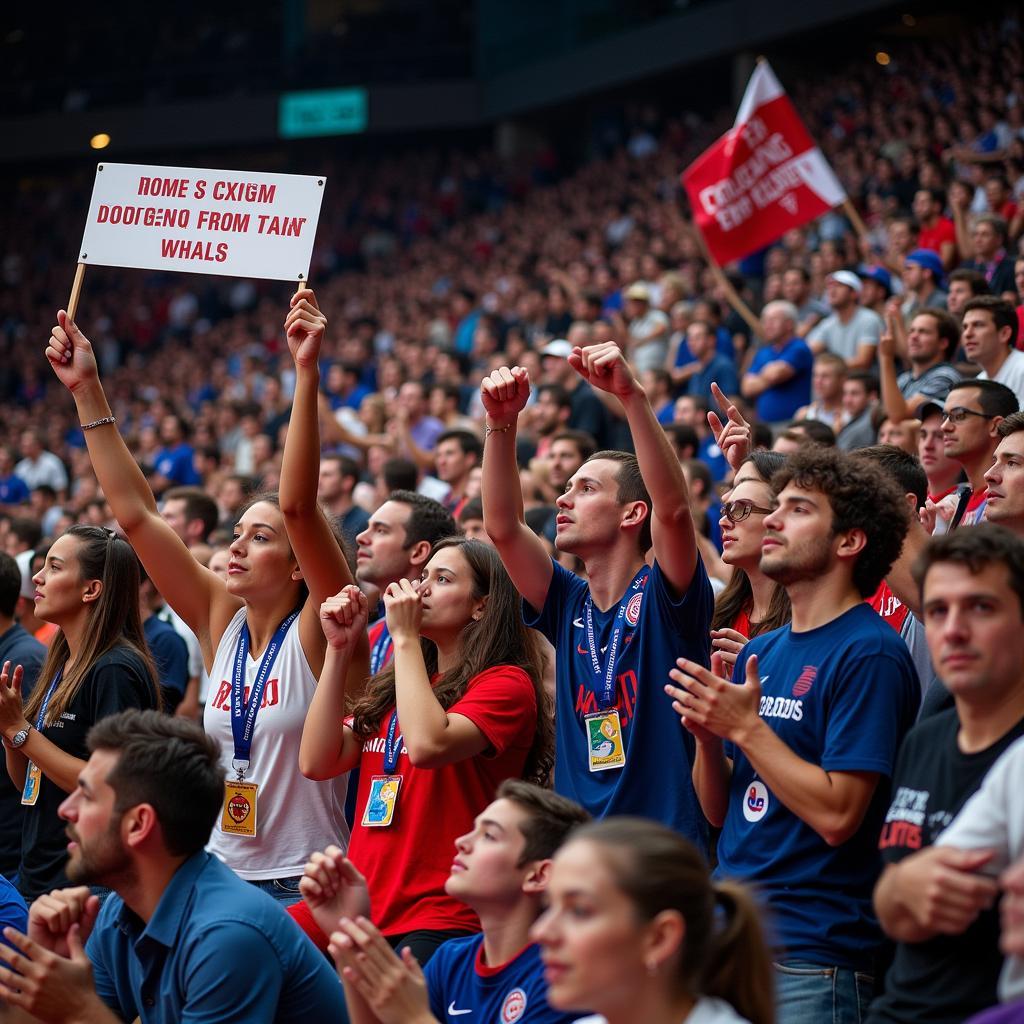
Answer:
[
  {"left": 820, "top": 652, "right": 916, "bottom": 775},
  {"left": 449, "top": 666, "right": 538, "bottom": 757},
  {"left": 935, "top": 736, "right": 1024, "bottom": 874},
  {"left": 522, "top": 559, "right": 588, "bottom": 647},
  {"left": 422, "top": 945, "right": 449, "bottom": 1020}
]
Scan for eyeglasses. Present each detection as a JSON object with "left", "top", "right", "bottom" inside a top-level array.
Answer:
[
  {"left": 942, "top": 407, "right": 997, "bottom": 424},
  {"left": 722, "top": 498, "right": 775, "bottom": 523}
]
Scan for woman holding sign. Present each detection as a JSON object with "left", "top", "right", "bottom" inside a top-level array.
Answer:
[
  {"left": 296, "top": 538, "right": 552, "bottom": 963},
  {"left": 0, "top": 525, "right": 160, "bottom": 901},
  {"left": 44, "top": 290, "right": 364, "bottom": 904}
]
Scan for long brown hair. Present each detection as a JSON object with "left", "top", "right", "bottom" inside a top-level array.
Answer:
[
  {"left": 351, "top": 537, "right": 553, "bottom": 784},
  {"left": 26, "top": 526, "right": 159, "bottom": 725},
  {"left": 574, "top": 818, "right": 775, "bottom": 1024},
  {"left": 712, "top": 451, "right": 791, "bottom": 637}
]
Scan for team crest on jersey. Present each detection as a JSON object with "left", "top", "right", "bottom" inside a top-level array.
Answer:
[
  {"left": 791, "top": 665, "right": 817, "bottom": 698},
  {"left": 742, "top": 780, "right": 769, "bottom": 823},
  {"left": 625, "top": 592, "right": 643, "bottom": 627},
  {"left": 501, "top": 988, "right": 527, "bottom": 1023}
]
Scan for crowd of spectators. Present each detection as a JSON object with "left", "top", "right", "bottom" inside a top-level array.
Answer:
[{"left": 3, "top": 6, "right": 1024, "bottom": 1024}]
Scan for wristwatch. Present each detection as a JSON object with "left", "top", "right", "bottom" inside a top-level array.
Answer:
[{"left": 9, "top": 725, "right": 32, "bottom": 749}]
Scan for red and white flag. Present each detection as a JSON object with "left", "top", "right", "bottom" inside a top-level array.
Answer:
[{"left": 681, "top": 61, "right": 847, "bottom": 265}]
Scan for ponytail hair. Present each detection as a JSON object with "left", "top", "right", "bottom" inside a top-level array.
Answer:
[
  {"left": 570, "top": 818, "right": 774, "bottom": 1024},
  {"left": 705, "top": 881, "right": 775, "bottom": 1024}
]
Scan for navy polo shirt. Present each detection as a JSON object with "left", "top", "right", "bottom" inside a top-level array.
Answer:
[{"left": 87, "top": 852, "right": 345, "bottom": 1023}]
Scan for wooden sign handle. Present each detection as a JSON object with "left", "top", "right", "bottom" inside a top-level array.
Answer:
[{"left": 67, "top": 262, "right": 86, "bottom": 323}]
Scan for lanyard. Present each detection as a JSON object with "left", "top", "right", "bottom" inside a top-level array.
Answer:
[
  {"left": 370, "top": 627, "right": 393, "bottom": 675},
  {"left": 230, "top": 611, "right": 298, "bottom": 778},
  {"left": 34, "top": 671, "right": 63, "bottom": 730},
  {"left": 382, "top": 710, "right": 403, "bottom": 773},
  {"left": 584, "top": 566, "right": 648, "bottom": 709}
]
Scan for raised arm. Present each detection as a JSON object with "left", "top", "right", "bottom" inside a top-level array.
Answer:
[
  {"left": 298, "top": 587, "right": 367, "bottom": 780},
  {"left": 570, "top": 341, "right": 699, "bottom": 595},
  {"left": 878, "top": 314, "right": 914, "bottom": 424},
  {"left": 480, "top": 366, "right": 554, "bottom": 612},
  {"left": 281, "top": 290, "right": 367, "bottom": 681},
  {"left": 44, "top": 312, "right": 236, "bottom": 664}
]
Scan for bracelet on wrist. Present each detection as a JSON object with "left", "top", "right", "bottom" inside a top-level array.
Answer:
[
  {"left": 81, "top": 415, "right": 116, "bottom": 431},
  {"left": 484, "top": 422, "right": 514, "bottom": 438}
]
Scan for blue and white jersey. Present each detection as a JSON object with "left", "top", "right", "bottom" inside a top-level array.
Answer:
[
  {"left": 424, "top": 936, "right": 575, "bottom": 1024},
  {"left": 525, "top": 559, "right": 713, "bottom": 852},
  {"left": 717, "top": 603, "right": 918, "bottom": 968}
]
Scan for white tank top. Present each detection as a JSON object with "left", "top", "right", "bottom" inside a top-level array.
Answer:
[{"left": 204, "top": 607, "right": 350, "bottom": 879}]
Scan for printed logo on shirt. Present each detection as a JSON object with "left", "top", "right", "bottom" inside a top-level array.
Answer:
[
  {"left": 743, "top": 781, "right": 769, "bottom": 822},
  {"left": 878, "top": 785, "right": 928, "bottom": 850},
  {"left": 624, "top": 592, "right": 643, "bottom": 627},
  {"left": 573, "top": 618, "right": 585, "bottom": 629},
  {"left": 500, "top": 988, "right": 527, "bottom": 1023},
  {"left": 209, "top": 678, "right": 280, "bottom": 713},
  {"left": 791, "top": 665, "right": 817, "bottom": 697},
  {"left": 575, "top": 669, "right": 639, "bottom": 728},
  {"left": 758, "top": 694, "right": 803, "bottom": 721},
  {"left": 447, "top": 1002, "right": 472, "bottom": 1017}
]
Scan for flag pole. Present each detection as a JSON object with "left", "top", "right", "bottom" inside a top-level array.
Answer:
[
  {"left": 841, "top": 197, "right": 872, "bottom": 244},
  {"left": 689, "top": 226, "right": 762, "bottom": 338}
]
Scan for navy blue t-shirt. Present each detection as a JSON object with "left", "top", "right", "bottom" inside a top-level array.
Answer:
[
  {"left": 424, "top": 936, "right": 574, "bottom": 1024},
  {"left": 525, "top": 559, "right": 713, "bottom": 852},
  {"left": 717, "top": 603, "right": 918, "bottom": 968}
]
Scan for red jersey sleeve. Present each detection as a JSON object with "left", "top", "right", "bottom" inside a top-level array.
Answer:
[
  {"left": 448, "top": 665, "right": 537, "bottom": 757},
  {"left": 287, "top": 898, "right": 330, "bottom": 954}
]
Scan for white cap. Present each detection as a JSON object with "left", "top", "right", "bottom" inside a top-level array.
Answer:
[
  {"left": 540, "top": 339, "right": 573, "bottom": 358},
  {"left": 827, "top": 270, "right": 863, "bottom": 294}
]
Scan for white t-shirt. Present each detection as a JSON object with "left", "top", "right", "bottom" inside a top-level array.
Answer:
[
  {"left": 977, "top": 347, "right": 1024, "bottom": 409},
  {"left": 574, "top": 997, "right": 751, "bottom": 1024},
  {"left": 937, "top": 735, "right": 1024, "bottom": 1002},
  {"left": 204, "top": 607, "right": 349, "bottom": 879}
]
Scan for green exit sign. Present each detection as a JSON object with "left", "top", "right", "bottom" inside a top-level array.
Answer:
[{"left": 279, "top": 88, "right": 368, "bottom": 138}]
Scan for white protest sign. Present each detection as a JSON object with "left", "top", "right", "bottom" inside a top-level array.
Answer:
[{"left": 78, "top": 163, "right": 326, "bottom": 282}]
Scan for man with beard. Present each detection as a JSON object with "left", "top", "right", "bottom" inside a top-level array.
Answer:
[
  {"left": 667, "top": 447, "right": 919, "bottom": 1024},
  {"left": 0, "top": 710, "right": 344, "bottom": 1023}
]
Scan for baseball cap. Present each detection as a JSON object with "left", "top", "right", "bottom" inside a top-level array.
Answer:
[
  {"left": 859, "top": 265, "right": 892, "bottom": 296},
  {"left": 918, "top": 400, "right": 945, "bottom": 422},
  {"left": 540, "top": 339, "right": 573, "bottom": 358},
  {"left": 827, "top": 270, "right": 863, "bottom": 294},
  {"left": 625, "top": 283, "right": 651, "bottom": 302},
  {"left": 905, "top": 248, "right": 947, "bottom": 289}
]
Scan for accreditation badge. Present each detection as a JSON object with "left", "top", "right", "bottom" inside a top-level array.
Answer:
[
  {"left": 362, "top": 774, "right": 402, "bottom": 827},
  {"left": 221, "top": 780, "right": 259, "bottom": 837},
  {"left": 584, "top": 710, "right": 626, "bottom": 772},
  {"left": 20, "top": 761, "right": 42, "bottom": 806}
]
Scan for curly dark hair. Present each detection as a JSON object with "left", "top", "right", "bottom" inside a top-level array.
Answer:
[{"left": 770, "top": 447, "right": 910, "bottom": 598}]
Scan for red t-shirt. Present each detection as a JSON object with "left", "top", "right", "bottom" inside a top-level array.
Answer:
[
  {"left": 917, "top": 218, "right": 956, "bottom": 258},
  {"left": 348, "top": 664, "right": 538, "bottom": 937},
  {"left": 868, "top": 581, "right": 911, "bottom": 634},
  {"left": 731, "top": 608, "right": 751, "bottom": 640},
  {"left": 1016, "top": 306, "right": 1024, "bottom": 351}
]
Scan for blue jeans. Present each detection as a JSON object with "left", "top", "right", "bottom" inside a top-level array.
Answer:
[
  {"left": 248, "top": 875, "right": 303, "bottom": 907},
  {"left": 775, "top": 961, "right": 874, "bottom": 1024}
]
